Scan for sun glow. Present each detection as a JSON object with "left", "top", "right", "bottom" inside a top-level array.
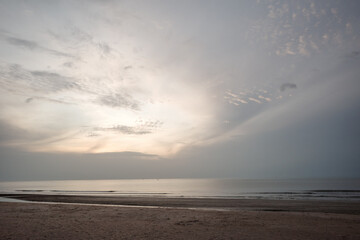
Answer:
[{"left": 0, "top": 56, "right": 214, "bottom": 157}]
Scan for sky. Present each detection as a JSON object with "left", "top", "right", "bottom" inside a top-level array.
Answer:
[{"left": 0, "top": 0, "right": 359, "bottom": 181}]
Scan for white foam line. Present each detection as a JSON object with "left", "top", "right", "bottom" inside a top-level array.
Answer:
[
  {"left": 1, "top": 197, "right": 230, "bottom": 212},
  {"left": 0, "top": 197, "right": 28, "bottom": 203}
]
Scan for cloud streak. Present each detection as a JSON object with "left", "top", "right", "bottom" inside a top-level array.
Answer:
[
  {"left": 0, "top": 64, "right": 80, "bottom": 93},
  {"left": 5, "top": 36, "right": 77, "bottom": 59},
  {"left": 280, "top": 83, "right": 297, "bottom": 92},
  {"left": 25, "top": 96, "right": 73, "bottom": 105},
  {"left": 92, "top": 121, "right": 163, "bottom": 135},
  {"left": 97, "top": 93, "right": 139, "bottom": 110}
]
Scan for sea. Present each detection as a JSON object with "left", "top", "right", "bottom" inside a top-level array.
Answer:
[{"left": 0, "top": 178, "right": 360, "bottom": 201}]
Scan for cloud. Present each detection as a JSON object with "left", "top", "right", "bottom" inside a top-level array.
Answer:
[
  {"left": 68, "top": 27, "right": 93, "bottom": 43},
  {"left": 93, "top": 121, "right": 163, "bottom": 135},
  {"left": 224, "top": 91, "right": 248, "bottom": 105},
  {"left": 48, "top": 27, "right": 112, "bottom": 57},
  {"left": 97, "top": 93, "right": 139, "bottom": 110},
  {"left": 2, "top": 63, "right": 139, "bottom": 110},
  {"left": 97, "top": 42, "right": 111, "bottom": 55},
  {"left": 31, "top": 71, "right": 79, "bottom": 93},
  {"left": 248, "top": 97, "right": 262, "bottom": 104},
  {"left": 30, "top": 71, "right": 80, "bottom": 91},
  {"left": 63, "top": 62, "right": 74, "bottom": 68},
  {"left": 0, "top": 64, "right": 80, "bottom": 94},
  {"left": 6, "top": 37, "right": 37, "bottom": 49},
  {"left": 248, "top": 1, "right": 356, "bottom": 57},
  {"left": 225, "top": 88, "right": 277, "bottom": 106},
  {"left": 347, "top": 51, "right": 360, "bottom": 59},
  {"left": 109, "top": 125, "right": 151, "bottom": 135},
  {"left": 25, "top": 96, "right": 73, "bottom": 105},
  {"left": 352, "top": 51, "right": 360, "bottom": 57},
  {"left": 25, "top": 98, "right": 33, "bottom": 103},
  {"left": 5, "top": 36, "right": 76, "bottom": 59},
  {"left": 280, "top": 83, "right": 297, "bottom": 92},
  {"left": 258, "top": 95, "right": 271, "bottom": 102}
]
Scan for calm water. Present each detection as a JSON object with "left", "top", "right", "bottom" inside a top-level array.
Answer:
[{"left": 1, "top": 178, "right": 360, "bottom": 201}]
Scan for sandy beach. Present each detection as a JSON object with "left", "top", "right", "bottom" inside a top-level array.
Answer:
[{"left": 1, "top": 195, "right": 360, "bottom": 239}]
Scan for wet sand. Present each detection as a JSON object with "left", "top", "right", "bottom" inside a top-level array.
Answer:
[
  {"left": 2, "top": 193, "right": 360, "bottom": 214},
  {"left": 1, "top": 195, "right": 360, "bottom": 239}
]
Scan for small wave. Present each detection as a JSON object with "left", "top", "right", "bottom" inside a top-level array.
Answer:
[
  {"left": 16, "top": 189, "right": 169, "bottom": 195},
  {"left": 16, "top": 190, "right": 44, "bottom": 192},
  {"left": 243, "top": 190, "right": 360, "bottom": 195},
  {"left": 308, "top": 190, "right": 360, "bottom": 193},
  {"left": 50, "top": 191, "right": 168, "bottom": 195},
  {"left": 50, "top": 190, "right": 116, "bottom": 193}
]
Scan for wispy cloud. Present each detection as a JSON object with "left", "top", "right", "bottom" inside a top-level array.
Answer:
[
  {"left": 224, "top": 89, "right": 274, "bottom": 105},
  {"left": 0, "top": 64, "right": 80, "bottom": 93},
  {"left": 248, "top": 97, "right": 262, "bottom": 104},
  {"left": 280, "top": 83, "right": 297, "bottom": 92},
  {"left": 6, "top": 37, "right": 37, "bottom": 49},
  {"left": 97, "top": 42, "right": 111, "bottom": 56},
  {"left": 30, "top": 71, "right": 80, "bottom": 92},
  {"left": 92, "top": 121, "right": 163, "bottom": 135},
  {"left": 25, "top": 96, "right": 73, "bottom": 105},
  {"left": 48, "top": 27, "right": 113, "bottom": 57},
  {"left": 346, "top": 51, "right": 360, "bottom": 59},
  {"left": 97, "top": 93, "right": 139, "bottom": 110},
  {"left": 5, "top": 36, "right": 77, "bottom": 59},
  {"left": 63, "top": 62, "right": 74, "bottom": 68},
  {"left": 258, "top": 95, "right": 271, "bottom": 102},
  {"left": 249, "top": 1, "right": 355, "bottom": 57},
  {"left": 224, "top": 91, "right": 248, "bottom": 105}
]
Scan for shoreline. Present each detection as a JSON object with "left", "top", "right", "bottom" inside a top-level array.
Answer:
[
  {"left": 1, "top": 200, "right": 360, "bottom": 239},
  {"left": 1, "top": 193, "right": 360, "bottom": 214}
]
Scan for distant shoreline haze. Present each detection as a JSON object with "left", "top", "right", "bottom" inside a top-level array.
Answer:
[{"left": 1, "top": 178, "right": 360, "bottom": 201}]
